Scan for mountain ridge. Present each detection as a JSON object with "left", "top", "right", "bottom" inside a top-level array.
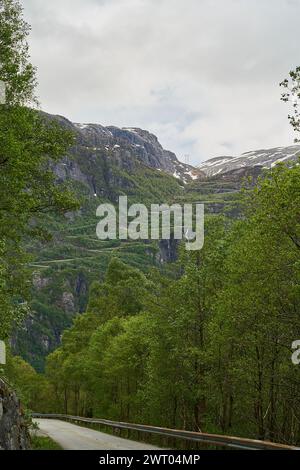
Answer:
[
  {"left": 47, "top": 113, "right": 204, "bottom": 185},
  {"left": 198, "top": 144, "right": 300, "bottom": 177}
]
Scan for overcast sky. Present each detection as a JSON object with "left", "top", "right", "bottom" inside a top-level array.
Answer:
[{"left": 23, "top": 0, "right": 300, "bottom": 164}]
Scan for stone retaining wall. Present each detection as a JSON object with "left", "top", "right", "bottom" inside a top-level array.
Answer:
[{"left": 0, "top": 378, "right": 30, "bottom": 450}]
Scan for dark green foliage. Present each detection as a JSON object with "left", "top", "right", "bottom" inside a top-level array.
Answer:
[
  {"left": 0, "top": 0, "right": 78, "bottom": 339},
  {"left": 4, "top": 5, "right": 300, "bottom": 448},
  {"left": 18, "top": 162, "right": 298, "bottom": 446}
]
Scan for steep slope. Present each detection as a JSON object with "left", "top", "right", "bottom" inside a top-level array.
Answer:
[
  {"left": 50, "top": 114, "right": 203, "bottom": 188},
  {"left": 14, "top": 116, "right": 300, "bottom": 371},
  {"left": 14, "top": 113, "right": 195, "bottom": 371},
  {"left": 198, "top": 144, "right": 300, "bottom": 177}
]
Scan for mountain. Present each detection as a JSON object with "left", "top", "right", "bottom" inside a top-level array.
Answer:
[
  {"left": 23, "top": 114, "right": 299, "bottom": 371},
  {"left": 50, "top": 114, "right": 203, "bottom": 188},
  {"left": 13, "top": 114, "right": 300, "bottom": 371},
  {"left": 14, "top": 113, "right": 204, "bottom": 371},
  {"left": 198, "top": 144, "right": 300, "bottom": 177}
]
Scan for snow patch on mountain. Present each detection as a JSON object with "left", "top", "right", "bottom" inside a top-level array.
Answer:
[{"left": 198, "top": 145, "right": 300, "bottom": 177}]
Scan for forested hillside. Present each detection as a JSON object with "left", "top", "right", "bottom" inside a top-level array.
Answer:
[
  {"left": 12, "top": 120, "right": 185, "bottom": 370},
  {"left": 2, "top": 0, "right": 300, "bottom": 451},
  {"left": 7, "top": 160, "right": 300, "bottom": 445},
  {"left": 0, "top": 0, "right": 78, "bottom": 449},
  {"left": 11, "top": 112, "right": 238, "bottom": 370}
]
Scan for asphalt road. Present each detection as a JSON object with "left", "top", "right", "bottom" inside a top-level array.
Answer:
[{"left": 34, "top": 419, "right": 160, "bottom": 450}]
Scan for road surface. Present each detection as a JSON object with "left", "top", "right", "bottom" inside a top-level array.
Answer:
[{"left": 34, "top": 419, "right": 160, "bottom": 450}]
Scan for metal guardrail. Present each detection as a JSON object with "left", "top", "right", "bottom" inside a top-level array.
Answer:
[{"left": 32, "top": 413, "right": 300, "bottom": 450}]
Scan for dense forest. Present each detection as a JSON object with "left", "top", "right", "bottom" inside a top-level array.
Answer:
[
  {"left": 1, "top": 0, "right": 300, "bottom": 449},
  {"left": 6, "top": 159, "right": 300, "bottom": 445}
]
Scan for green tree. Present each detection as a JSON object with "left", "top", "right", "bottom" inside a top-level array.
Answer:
[
  {"left": 88, "top": 258, "right": 150, "bottom": 322},
  {"left": 141, "top": 217, "right": 228, "bottom": 431},
  {"left": 0, "top": 0, "right": 36, "bottom": 106},
  {"left": 208, "top": 163, "right": 300, "bottom": 442},
  {"left": 5, "top": 350, "right": 50, "bottom": 412},
  {"left": 280, "top": 66, "right": 300, "bottom": 142},
  {"left": 0, "top": 0, "right": 78, "bottom": 338}
]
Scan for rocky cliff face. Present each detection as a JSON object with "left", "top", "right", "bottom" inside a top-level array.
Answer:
[
  {"left": 0, "top": 379, "right": 29, "bottom": 450},
  {"left": 15, "top": 114, "right": 200, "bottom": 371},
  {"left": 47, "top": 113, "right": 203, "bottom": 190}
]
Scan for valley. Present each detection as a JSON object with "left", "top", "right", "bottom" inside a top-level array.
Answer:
[
  {"left": 2, "top": 0, "right": 300, "bottom": 453},
  {"left": 13, "top": 113, "right": 300, "bottom": 371}
]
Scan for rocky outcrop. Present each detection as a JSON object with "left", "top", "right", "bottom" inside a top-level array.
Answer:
[
  {"left": 0, "top": 379, "right": 30, "bottom": 450},
  {"left": 43, "top": 112, "right": 203, "bottom": 188},
  {"left": 59, "top": 292, "right": 75, "bottom": 313},
  {"left": 158, "top": 238, "right": 179, "bottom": 263}
]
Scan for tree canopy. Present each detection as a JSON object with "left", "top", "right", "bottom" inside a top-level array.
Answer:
[{"left": 0, "top": 0, "right": 78, "bottom": 338}]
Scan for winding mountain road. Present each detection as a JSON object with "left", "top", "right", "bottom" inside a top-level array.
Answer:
[{"left": 34, "top": 419, "right": 160, "bottom": 450}]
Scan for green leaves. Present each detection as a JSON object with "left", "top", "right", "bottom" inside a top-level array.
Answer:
[
  {"left": 0, "top": 2, "right": 78, "bottom": 338},
  {"left": 39, "top": 162, "right": 300, "bottom": 444},
  {"left": 280, "top": 67, "right": 300, "bottom": 141},
  {"left": 0, "top": 0, "right": 37, "bottom": 106}
]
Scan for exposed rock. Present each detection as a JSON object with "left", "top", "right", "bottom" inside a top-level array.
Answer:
[
  {"left": 32, "top": 272, "right": 50, "bottom": 290},
  {"left": 41, "top": 336, "right": 50, "bottom": 352},
  {"left": 198, "top": 144, "right": 300, "bottom": 177},
  {"left": 214, "top": 165, "right": 263, "bottom": 183},
  {"left": 43, "top": 112, "right": 204, "bottom": 186},
  {"left": 59, "top": 292, "right": 75, "bottom": 313},
  {"left": 0, "top": 379, "right": 30, "bottom": 450},
  {"left": 158, "top": 238, "right": 179, "bottom": 263},
  {"left": 75, "top": 273, "right": 88, "bottom": 299}
]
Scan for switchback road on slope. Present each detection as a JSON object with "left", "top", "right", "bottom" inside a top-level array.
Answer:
[{"left": 34, "top": 419, "right": 160, "bottom": 450}]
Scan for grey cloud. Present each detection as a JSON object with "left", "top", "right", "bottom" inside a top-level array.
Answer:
[{"left": 23, "top": 0, "right": 300, "bottom": 163}]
